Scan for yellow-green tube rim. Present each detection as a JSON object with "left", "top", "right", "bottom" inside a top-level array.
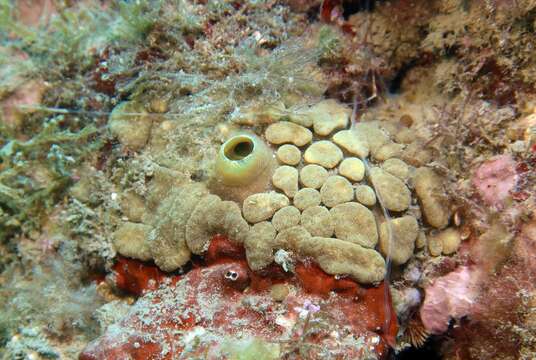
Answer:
[{"left": 215, "top": 133, "right": 272, "bottom": 186}]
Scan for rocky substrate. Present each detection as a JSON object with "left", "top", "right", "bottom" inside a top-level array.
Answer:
[{"left": 81, "top": 235, "right": 397, "bottom": 359}]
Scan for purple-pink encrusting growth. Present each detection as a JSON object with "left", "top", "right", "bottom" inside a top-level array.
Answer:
[
  {"left": 420, "top": 266, "right": 483, "bottom": 334},
  {"left": 473, "top": 154, "right": 518, "bottom": 208},
  {"left": 296, "top": 300, "right": 321, "bottom": 319}
]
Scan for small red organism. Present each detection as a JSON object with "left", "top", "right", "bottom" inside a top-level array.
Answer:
[
  {"left": 295, "top": 260, "right": 362, "bottom": 297},
  {"left": 90, "top": 48, "right": 117, "bottom": 96},
  {"left": 221, "top": 262, "right": 250, "bottom": 292},
  {"left": 206, "top": 233, "right": 246, "bottom": 264},
  {"left": 320, "top": 0, "right": 343, "bottom": 23},
  {"left": 108, "top": 256, "right": 170, "bottom": 296}
]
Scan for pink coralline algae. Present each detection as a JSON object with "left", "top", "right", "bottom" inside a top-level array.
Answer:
[
  {"left": 420, "top": 266, "right": 483, "bottom": 334},
  {"left": 472, "top": 154, "right": 518, "bottom": 207}
]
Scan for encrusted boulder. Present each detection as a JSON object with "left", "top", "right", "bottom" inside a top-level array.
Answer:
[
  {"left": 272, "top": 165, "right": 299, "bottom": 198},
  {"left": 149, "top": 184, "right": 208, "bottom": 271},
  {"left": 320, "top": 175, "right": 354, "bottom": 208},
  {"left": 369, "top": 167, "right": 411, "bottom": 212},
  {"left": 113, "top": 222, "right": 153, "bottom": 261},
  {"left": 414, "top": 167, "right": 451, "bottom": 229},
  {"left": 242, "top": 192, "right": 290, "bottom": 223},
  {"left": 301, "top": 206, "right": 334, "bottom": 238},
  {"left": 265, "top": 121, "right": 312, "bottom": 146},
  {"left": 299, "top": 237, "right": 386, "bottom": 284},
  {"left": 276, "top": 144, "right": 301, "bottom": 165},
  {"left": 300, "top": 164, "right": 329, "bottom": 189},
  {"left": 330, "top": 202, "right": 378, "bottom": 248},
  {"left": 271, "top": 206, "right": 301, "bottom": 231},
  {"left": 304, "top": 141, "right": 344, "bottom": 169},
  {"left": 378, "top": 216, "right": 419, "bottom": 265}
]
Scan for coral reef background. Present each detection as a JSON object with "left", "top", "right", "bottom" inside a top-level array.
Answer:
[{"left": 0, "top": 0, "right": 535, "bottom": 359}]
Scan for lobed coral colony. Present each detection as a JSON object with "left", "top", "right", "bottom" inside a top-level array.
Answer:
[
  {"left": 86, "top": 96, "right": 456, "bottom": 359},
  {"left": 111, "top": 98, "right": 451, "bottom": 286},
  {"left": 1, "top": 0, "right": 536, "bottom": 359}
]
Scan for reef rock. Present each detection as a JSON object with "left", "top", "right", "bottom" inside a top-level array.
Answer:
[
  {"left": 272, "top": 165, "right": 299, "bottom": 198},
  {"left": 299, "top": 237, "right": 386, "bottom": 284},
  {"left": 378, "top": 216, "right": 419, "bottom": 265},
  {"left": 332, "top": 129, "right": 369, "bottom": 159},
  {"left": 149, "top": 184, "right": 208, "bottom": 271},
  {"left": 320, "top": 175, "right": 354, "bottom": 207},
  {"left": 271, "top": 206, "right": 301, "bottom": 231},
  {"left": 472, "top": 154, "right": 518, "bottom": 208},
  {"left": 293, "top": 188, "right": 321, "bottom": 210},
  {"left": 299, "top": 164, "right": 329, "bottom": 189},
  {"left": 369, "top": 167, "right": 411, "bottom": 212},
  {"left": 355, "top": 185, "right": 377, "bottom": 207},
  {"left": 265, "top": 121, "right": 312, "bottom": 146},
  {"left": 428, "top": 228, "right": 461, "bottom": 256},
  {"left": 330, "top": 202, "right": 378, "bottom": 248},
  {"left": 382, "top": 158, "right": 410, "bottom": 180},
  {"left": 414, "top": 167, "right": 451, "bottom": 228},
  {"left": 82, "top": 236, "right": 396, "bottom": 359},
  {"left": 301, "top": 206, "right": 334, "bottom": 238},
  {"left": 242, "top": 192, "right": 290, "bottom": 223},
  {"left": 186, "top": 196, "right": 249, "bottom": 254},
  {"left": 276, "top": 144, "right": 301, "bottom": 165},
  {"left": 304, "top": 141, "right": 344, "bottom": 169},
  {"left": 338, "top": 157, "right": 365, "bottom": 182},
  {"left": 420, "top": 267, "right": 482, "bottom": 334},
  {"left": 108, "top": 101, "right": 153, "bottom": 151},
  {"left": 245, "top": 221, "right": 278, "bottom": 270},
  {"left": 310, "top": 99, "right": 351, "bottom": 136},
  {"left": 112, "top": 222, "right": 152, "bottom": 261},
  {"left": 372, "top": 142, "right": 405, "bottom": 161}
]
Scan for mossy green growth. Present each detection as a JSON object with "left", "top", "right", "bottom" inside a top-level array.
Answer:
[
  {"left": 317, "top": 25, "right": 344, "bottom": 63},
  {"left": 111, "top": 0, "right": 162, "bottom": 43},
  {"left": 0, "top": 0, "right": 110, "bottom": 72},
  {"left": 0, "top": 117, "right": 99, "bottom": 242},
  {"left": 220, "top": 337, "right": 280, "bottom": 360},
  {"left": 0, "top": 0, "right": 192, "bottom": 77},
  {"left": 0, "top": 259, "right": 102, "bottom": 354},
  {"left": 108, "top": 101, "right": 153, "bottom": 151},
  {"left": 0, "top": 0, "right": 36, "bottom": 42}
]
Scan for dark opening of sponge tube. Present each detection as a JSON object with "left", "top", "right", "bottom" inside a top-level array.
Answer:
[{"left": 224, "top": 136, "right": 254, "bottom": 160}]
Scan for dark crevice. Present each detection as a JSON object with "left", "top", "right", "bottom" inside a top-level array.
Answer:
[
  {"left": 342, "top": 0, "right": 383, "bottom": 19},
  {"left": 388, "top": 59, "right": 417, "bottom": 94},
  {"left": 393, "top": 337, "right": 443, "bottom": 360},
  {"left": 307, "top": 5, "right": 322, "bottom": 22}
]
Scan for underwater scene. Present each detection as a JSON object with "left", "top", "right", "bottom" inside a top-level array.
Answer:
[{"left": 0, "top": 0, "right": 535, "bottom": 359}]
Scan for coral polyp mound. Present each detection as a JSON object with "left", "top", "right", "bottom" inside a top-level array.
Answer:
[{"left": 113, "top": 99, "right": 453, "bottom": 286}]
